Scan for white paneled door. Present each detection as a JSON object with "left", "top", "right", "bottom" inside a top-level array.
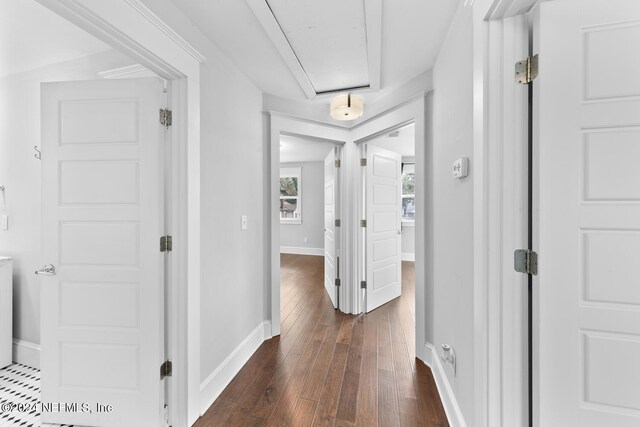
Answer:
[
  {"left": 324, "top": 147, "right": 339, "bottom": 308},
  {"left": 39, "top": 78, "right": 165, "bottom": 426},
  {"left": 537, "top": 1, "right": 640, "bottom": 426},
  {"left": 365, "top": 145, "right": 401, "bottom": 312}
]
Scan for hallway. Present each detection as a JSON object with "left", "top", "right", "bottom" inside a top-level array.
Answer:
[{"left": 195, "top": 254, "right": 448, "bottom": 426}]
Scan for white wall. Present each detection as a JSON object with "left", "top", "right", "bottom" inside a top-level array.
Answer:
[
  {"left": 198, "top": 44, "right": 264, "bottom": 384},
  {"left": 0, "top": 50, "right": 137, "bottom": 346},
  {"left": 280, "top": 161, "right": 324, "bottom": 253},
  {"left": 431, "top": 3, "right": 475, "bottom": 424}
]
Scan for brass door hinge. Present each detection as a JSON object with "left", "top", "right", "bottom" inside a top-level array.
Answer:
[
  {"left": 160, "top": 360, "right": 172, "bottom": 379},
  {"left": 514, "top": 249, "right": 538, "bottom": 275},
  {"left": 160, "top": 235, "right": 173, "bottom": 252},
  {"left": 515, "top": 54, "right": 538, "bottom": 84}
]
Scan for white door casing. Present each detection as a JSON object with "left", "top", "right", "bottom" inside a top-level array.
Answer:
[
  {"left": 537, "top": 1, "right": 640, "bottom": 425},
  {"left": 364, "top": 144, "right": 402, "bottom": 312},
  {"left": 40, "top": 78, "right": 164, "bottom": 426},
  {"left": 324, "top": 147, "right": 340, "bottom": 308}
]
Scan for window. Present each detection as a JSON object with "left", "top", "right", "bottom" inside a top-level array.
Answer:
[
  {"left": 402, "top": 163, "right": 415, "bottom": 222},
  {"left": 280, "top": 167, "right": 302, "bottom": 224}
]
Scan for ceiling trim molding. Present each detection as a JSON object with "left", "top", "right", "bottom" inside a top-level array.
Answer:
[
  {"left": 246, "top": 0, "right": 317, "bottom": 99},
  {"left": 247, "top": 0, "right": 383, "bottom": 99},
  {"left": 267, "top": 110, "right": 351, "bottom": 129},
  {"left": 123, "top": 0, "right": 206, "bottom": 63}
]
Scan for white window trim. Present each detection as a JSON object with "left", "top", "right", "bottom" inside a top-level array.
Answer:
[
  {"left": 280, "top": 167, "right": 302, "bottom": 224},
  {"left": 402, "top": 163, "right": 415, "bottom": 224}
]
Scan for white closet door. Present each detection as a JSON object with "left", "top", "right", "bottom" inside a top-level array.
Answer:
[{"left": 365, "top": 145, "right": 402, "bottom": 312}]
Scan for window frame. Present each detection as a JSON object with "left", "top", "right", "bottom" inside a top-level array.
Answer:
[
  {"left": 401, "top": 163, "right": 415, "bottom": 224},
  {"left": 279, "top": 167, "right": 302, "bottom": 224}
]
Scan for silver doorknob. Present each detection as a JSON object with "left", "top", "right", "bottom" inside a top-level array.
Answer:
[{"left": 35, "top": 264, "right": 56, "bottom": 276}]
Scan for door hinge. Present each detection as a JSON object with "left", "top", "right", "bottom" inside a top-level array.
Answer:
[
  {"left": 160, "top": 360, "right": 172, "bottom": 380},
  {"left": 160, "top": 108, "right": 172, "bottom": 127},
  {"left": 514, "top": 249, "right": 538, "bottom": 275},
  {"left": 335, "top": 219, "right": 341, "bottom": 227},
  {"left": 360, "top": 158, "right": 367, "bottom": 166},
  {"left": 515, "top": 54, "right": 538, "bottom": 84},
  {"left": 335, "top": 278, "right": 341, "bottom": 287},
  {"left": 160, "top": 235, "right": 173, "bottom": 252},
  {"left": 360, "top": 219, "right": 367, "bottom": 227},
  {"left": 335, "top": 159, "right": 341, "bottom": 168},
  {"left": 360, "top": 280, "right": 367, "bottom": 289},
  {"left": 162, "top": 404, "right": 169, "bottom": 427}
]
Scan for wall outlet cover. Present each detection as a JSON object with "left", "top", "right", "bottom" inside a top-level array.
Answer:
[{"left": 452, "top": 157, "right": 468, "bottom": 179}]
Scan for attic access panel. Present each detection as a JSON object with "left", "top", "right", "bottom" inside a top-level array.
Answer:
[
  {"left": 266, "top": 0, "right": 369, "bottom": 93},
  {"left": 247, "top": 0, "right": 382, "bottom": 98}
]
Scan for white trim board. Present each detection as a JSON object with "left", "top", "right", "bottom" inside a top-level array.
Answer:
[
  {"left": 199, "top": 321, "right": 271, "bottom": 415},
  {"left": 12, "top": 339, "right": 41, "bottom": 370},
  {"left": 401, "top": 253, "right": 415, "bottom": 262},
  {"left": 424, "top": 343, "right": 467, "bottom": 427},
  {"left": 280, "top": 246, "right": 324, "bottom": 256}
]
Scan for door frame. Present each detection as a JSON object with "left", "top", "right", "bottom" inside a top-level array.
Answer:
[
  {"left": 349, "top": 95, "right": 430, "bottom": 361},
  {"left": 479, "top": 1, "right": 537, "bottom": 426},
  {"left": 268, "top": 113, "right": 349, "bottom": 335},
  {"left": 33, "top": 1, "right": 205, "bottom": 426},
  {"left": 482, "top": 12, "right": 530, "bottom": 427}
]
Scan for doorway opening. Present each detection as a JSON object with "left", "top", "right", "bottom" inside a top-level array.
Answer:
[
  {"left": 279, "top": 134, "right": 343, "bottom": 321},
  {"left": 356, "top": 122, "right": 416, "bottom": 316}
]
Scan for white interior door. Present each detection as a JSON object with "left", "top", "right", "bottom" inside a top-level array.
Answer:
[
  {"left": 40, "top": 78, "right": 164, "bottom": 426},
  {"left": 324, "top": 147, "right": 339, "bottom": 308},
  {"left": 537, "top": 1, "right": 640, "bottom": 426},
  {"left": 365, "top": 145, "right": 401, "bottom": 312}
]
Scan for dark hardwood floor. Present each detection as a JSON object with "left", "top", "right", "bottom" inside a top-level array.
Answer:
[{"left": 194, "top": 254, "right": 448, "bottom": 427}]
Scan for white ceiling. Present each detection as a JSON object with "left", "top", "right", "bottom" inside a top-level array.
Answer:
[
  {"left": 169, "top": 0, "right": 459, "bottom": 104},
  {"left": 0, "top": 0, "right": 112, "bottom": 78},
  {"left": 280, "top": 134, "right": 335, "bottom": 163},
  {"left": 367, "top": 123, "right": 415, "bottom": 158}
]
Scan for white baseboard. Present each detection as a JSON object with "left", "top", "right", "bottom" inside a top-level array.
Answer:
[
  {"left": 424, "top": 343, "right": 466, "bottom": 427},
  {"left": 199, "top": 321, "right": 270, "bottom": 415},
  {"left": 12, "top": 339, "right": 40, "bottom": 370},
  {"left": 263, "top": 321, "right": 272, "bottom": 339},
  {"left": 401, "top": 252, "right": 415, "bottom": 262},
  {"left": 280, "top": 246, "right": 324, "bottom": 256}
]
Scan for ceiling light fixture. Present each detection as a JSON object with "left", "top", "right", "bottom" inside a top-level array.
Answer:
[{"left": 330, "top": 93, "right": 364, "bottom": 121}]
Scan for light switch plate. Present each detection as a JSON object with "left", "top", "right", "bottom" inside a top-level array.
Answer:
[
  {"left": 1, "top": 215, "right": 7, "bottom": 230},
  {"left": 452, "top": 157, "right": 468, "bottom": 179},
  {"left": 241, "top": 215, "right": 248, "bottom": 231}
]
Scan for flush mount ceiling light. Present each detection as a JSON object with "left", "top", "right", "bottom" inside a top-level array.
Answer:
[{"left": 330, "top": 93, "right": 364, "bottom": 121}]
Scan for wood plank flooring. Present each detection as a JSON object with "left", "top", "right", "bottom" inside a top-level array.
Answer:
[{"left": 194, "top": 254, "right": 448, "bottom": 427}]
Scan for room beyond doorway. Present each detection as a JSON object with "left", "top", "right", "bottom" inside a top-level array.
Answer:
[{"left": 279, "top": 134, "right": 343, "bottom": 310}]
